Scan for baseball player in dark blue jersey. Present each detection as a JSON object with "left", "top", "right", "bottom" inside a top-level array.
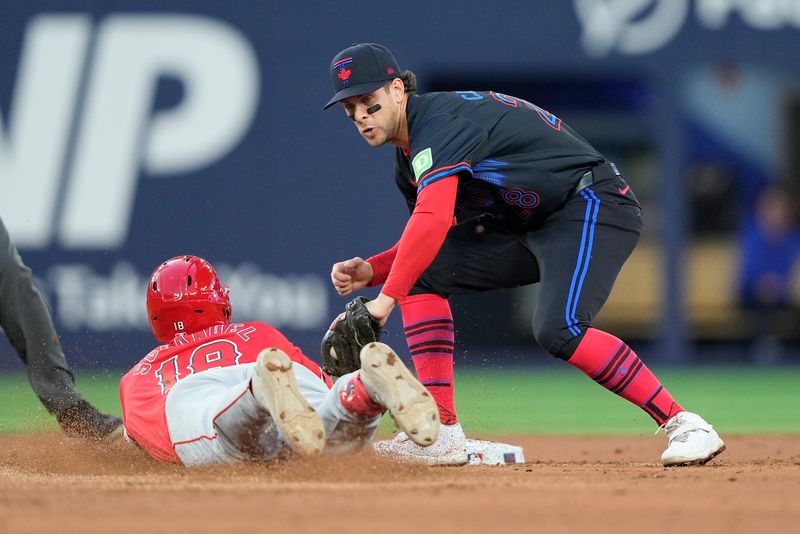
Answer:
[{"left": 325, "top": 43, "right": 725, "bottom": 467}]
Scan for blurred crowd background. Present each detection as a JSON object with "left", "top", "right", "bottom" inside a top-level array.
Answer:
[{"left": 2, "top": 1, "right": 799, "bottom": 370}]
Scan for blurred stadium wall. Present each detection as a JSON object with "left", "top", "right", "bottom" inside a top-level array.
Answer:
[{"left": 2, "top": 1, "right": 799, "bottom": 369}]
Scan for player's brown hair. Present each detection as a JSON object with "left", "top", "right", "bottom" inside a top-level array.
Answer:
[{"left": 400, "top": 70, "right": 417, "bottom": 93}]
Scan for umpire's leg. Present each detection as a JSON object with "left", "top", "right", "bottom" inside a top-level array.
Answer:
[
  {"left": 0, "top": 216, "right": 120, "bottom": 436},
  {"left": 0, "top": 216, "right": 79, "bottom": 411}
]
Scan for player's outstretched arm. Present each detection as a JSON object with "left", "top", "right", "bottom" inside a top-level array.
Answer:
[{"left": 330, "top": 257, "right": 373, "bottom": 296}]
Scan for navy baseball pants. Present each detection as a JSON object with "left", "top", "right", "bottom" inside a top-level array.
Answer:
[{"left": 409, "top": 172, "right": 643, "bottom": 360}]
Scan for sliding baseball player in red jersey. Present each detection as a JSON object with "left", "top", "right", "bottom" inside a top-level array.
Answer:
[
  {"left": 120, "top": 255, "right": 437, "bottom": 466},
  {"left": 324, "top": 43, "right": 725, "bottom": 466}
]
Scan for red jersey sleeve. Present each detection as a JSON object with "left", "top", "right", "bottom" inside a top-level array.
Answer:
[
  {"left": 120, "top": 345, "right": 180, "bottom": 463},
  {"left": 382, "top": 175, "right": 458, "bottom": 300},
  {"left": 366, "top": 242, "right": 399, "bottom": 287}
]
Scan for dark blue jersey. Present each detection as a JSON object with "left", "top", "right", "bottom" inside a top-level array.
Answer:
[{"left": 394, "top": 91, "right": 606, "bottom": 230}]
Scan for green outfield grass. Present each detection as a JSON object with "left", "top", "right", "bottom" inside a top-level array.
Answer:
[
  {"left": 1, "top": 367, "right": 798, "bottom": 435},
  {"left": 450, "top": 367, "right": 800, "bottom": 435}
]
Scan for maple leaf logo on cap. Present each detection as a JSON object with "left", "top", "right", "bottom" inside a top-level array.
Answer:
[
  {"left": 338, "top": 67, "right": 352, "bottom": 81},
  {"left": 387, "top": 67, "right": 395, "bottom": 75}
]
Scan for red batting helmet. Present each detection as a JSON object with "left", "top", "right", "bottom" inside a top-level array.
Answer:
[{"left": 146, "top": 256, "right": 232, "bottom": 343}]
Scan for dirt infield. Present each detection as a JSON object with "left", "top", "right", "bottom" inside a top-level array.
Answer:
[{"left": 1, "top": 433, "right": 798, "bottom": 534}]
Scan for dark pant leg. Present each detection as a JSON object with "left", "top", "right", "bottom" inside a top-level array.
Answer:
[
  {"left": 0, "top": 216, "right": 80, "bottom": 413},
  {"left": 410, "top": 215, "right": 540, "bottom": 296},
  {"left": 527, "top": 180, "right": 643, "bottom": 359},
  {"left": 0, "top": 216, "right": 120, "bottom": 436}
]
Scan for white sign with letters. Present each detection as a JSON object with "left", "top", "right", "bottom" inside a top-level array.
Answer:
[
  {"left": 0, "top": 14, "right": 260, "bottom": 249},
  {"left": 575, "top": 0, "right": 800, "bottom": 56}
]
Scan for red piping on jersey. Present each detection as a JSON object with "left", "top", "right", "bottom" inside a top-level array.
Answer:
[
  {"left": 172, "top": 434, "right": 219, "bottom": 446},
  {"left": 382, "top": 175, "right": 458, "bottom": 299},
  {"left": 172, "top": 386, "right": 250, "bottom": 449},
  {"left": 211, "top": 387, "right": 250, "bottom": 424}
]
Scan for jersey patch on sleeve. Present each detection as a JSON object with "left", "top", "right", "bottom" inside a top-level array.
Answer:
[{"left": 412, "top": 148, "right": 433, "bottom": 180}]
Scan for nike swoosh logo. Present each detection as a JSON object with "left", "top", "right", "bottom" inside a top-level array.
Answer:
[{"left": 618, "top": 185, "right": 630, "bottom": 195}]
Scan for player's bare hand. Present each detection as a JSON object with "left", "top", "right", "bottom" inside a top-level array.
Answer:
[
  {"left": 365, "top": 293, "right": 396, "bottom": 327},
  {"left": 330, "top": 257, "right": 373, "bottom": 296}
]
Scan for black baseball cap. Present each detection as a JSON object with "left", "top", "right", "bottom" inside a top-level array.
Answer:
[{"left": 323, "top": 43, "right": 401, "bottom": 110}]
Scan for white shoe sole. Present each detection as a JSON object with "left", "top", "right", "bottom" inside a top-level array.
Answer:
[
  {"left": 662, "top": 441, "right": 726, "bottom": 467},
  {"left": 252, "top": 348, "right": 325, "bottom": 456},
  {"left": 360, "top": 342, "right": 440, "bottom": 447}
]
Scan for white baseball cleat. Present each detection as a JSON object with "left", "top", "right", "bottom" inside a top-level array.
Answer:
[
  {"left": 251, "top": 348, "right": 326, "bottom": 456},
  {"left": 359, "top": 342, "right": 440, "bottom": 447},
  {"left": 660, "top": 411, "right": 726, "bottom": 467},
  {"left": 373, "top": 421, "right": 468, "bottom": 466}
]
